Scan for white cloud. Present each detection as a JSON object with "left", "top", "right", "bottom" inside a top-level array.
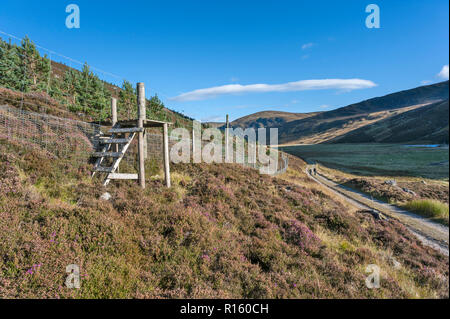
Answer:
[
  {"left": 319, "top": 104, "right": 331, "bottom": 109},
  {"left": 301, "top": 42, "right": 315, "bottom": 50},
  {"left": 437, "top": 65, "right": 449, "bottom": 80},
  {"left": 421, "top": 80, "right": 432, "bottom": 85},
  {"left": 170, "top": 79, "right": 377, "bottom": 102}
]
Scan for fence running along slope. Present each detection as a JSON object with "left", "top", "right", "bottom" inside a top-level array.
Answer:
[{"left": 0, "top": 104, "right": 288, "bottom": 175}]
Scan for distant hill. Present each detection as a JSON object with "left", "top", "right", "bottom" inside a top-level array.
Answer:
[
  {"left": 230, "top": 110, "right": 321, "bottom": 130},
  {"left": 228, "top": 81, "right": 449, "bottom": 145},
  {"left": 329, "top": 100, "right": 449, "bottom": 144}
]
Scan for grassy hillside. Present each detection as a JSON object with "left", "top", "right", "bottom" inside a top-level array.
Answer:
[
  {"left": 330, "top": 100, "right": 449, "bottom": 144},
  {"left": 0, "top": 136, "right": 448, "bottom": 298}
]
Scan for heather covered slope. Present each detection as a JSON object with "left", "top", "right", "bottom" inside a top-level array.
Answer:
[{"left": 0, "top": 138, "right": 448, "bottom": 298}]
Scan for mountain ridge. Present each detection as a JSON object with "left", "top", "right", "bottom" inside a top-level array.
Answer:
[{"left": 228, "top": 81, "right": 449, "bottom": 144}]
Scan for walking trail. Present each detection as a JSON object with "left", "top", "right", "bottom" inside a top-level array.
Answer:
[{"left": 305, "top": 165, "right": 449, "bottom": 256}]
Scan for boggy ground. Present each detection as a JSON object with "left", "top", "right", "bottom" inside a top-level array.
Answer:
[{"left": 0, "top": 138, "right": 448, "bottom": 298}]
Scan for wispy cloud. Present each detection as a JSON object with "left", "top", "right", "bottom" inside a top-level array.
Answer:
[
  {"left": 319, "top": 104, "right": 331, "bottom": 109},
  {"left": 301, "top": 42, "right": 315, "bottom": 50},
  {"left": 170, "top": 79, "right": 377, "bottom": 101},
  {"left": 421, "top": 80, "right": 432, "bottom": 85},
  {"left": 437, "top": 65, "right": 449, "bottom": 80}
]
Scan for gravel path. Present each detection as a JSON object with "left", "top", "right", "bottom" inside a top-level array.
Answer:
[{"left": 305, "top": 166, "right": 449, "bottom": 256}]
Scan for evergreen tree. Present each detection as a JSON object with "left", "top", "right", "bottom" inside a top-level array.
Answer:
[{"left": 0, "top": 39, "right": 22, "bottom": 90}]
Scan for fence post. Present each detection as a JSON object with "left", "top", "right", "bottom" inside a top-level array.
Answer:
[
  {"left": 225, "top": 114, "right": 229, "bottom": 162},
  {"left": 111, "top": 97, "right": 118, "bottom": 126},
  {"left": 163, "top": 123, "right": 171, "bottom": 188},
  {"left": 111, "top": 98, "right": 119, "bottom": 159},
  {"left": 137, "top": 83, "right": 146, "bottom": 189},
  {"left": 192, "top": 125, "right": 196, "bottom": 161}
]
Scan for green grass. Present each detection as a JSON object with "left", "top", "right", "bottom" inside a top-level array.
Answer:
[
  {"left": 280, "top": 144, "right": 449, "bottom": 180},
  {"left": 402, "top": 199, "right": 449, "bottom": 225}
]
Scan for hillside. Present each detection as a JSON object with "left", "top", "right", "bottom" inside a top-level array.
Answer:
[
  {"left": 0, "top": 134, "right": 448, "bottom": 298},
  {"left": 330, "top": 100, "right": 449, "bottom": 144},
  {"left": 227, "top": 81, "right": 449, "bottom": 145},
  {"left": 0, "top": 35, "right": 193, "bottom": 128},
  {"left": 230, "top": 111, "right": 321, "bottom": 130}
]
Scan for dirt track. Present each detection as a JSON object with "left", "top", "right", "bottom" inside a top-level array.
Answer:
[{"left": 305, "top": 165, "right": 449, "bottom": 256}]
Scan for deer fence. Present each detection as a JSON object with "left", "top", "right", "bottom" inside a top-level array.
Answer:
[{"left": 0, "top": 104, "right": 288, "bottom": 175}]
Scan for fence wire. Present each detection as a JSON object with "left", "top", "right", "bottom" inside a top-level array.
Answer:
[{"left": 0, "top": 104, "right": 288, "bottom": 175}]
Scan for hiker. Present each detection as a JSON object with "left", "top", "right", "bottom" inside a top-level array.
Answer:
[{"left": 313, "top": 167, "right": 317, "bottom": 175}]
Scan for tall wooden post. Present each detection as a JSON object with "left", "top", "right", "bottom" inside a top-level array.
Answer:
[
  {"left": 225, "top": 114, "right": 230, "bottom": 162},
  {"left": 111, "top": 97, "right": 119, "bottom": 172},
  {"left": 163, "top": 123, "right": 171, "bottom": 188},
  {"left": 137, "top": 83, "right": 146, "bottom": 189},
  {"left": 192, "top": 125, "right": 196, "bottom": 160},
  {"left": 111, "top": 97, "right": 118, "bottom": 126},
  {"left": 193, "top": 120, "right": 201, "bottom": 163}
]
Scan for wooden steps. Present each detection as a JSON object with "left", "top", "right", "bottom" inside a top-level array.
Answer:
[
  {"left": 108, "top": 127, "right": 144, "bottom": 133},
  {"left": 92, "top": 152, "right": 122, "bottom": 158},
  {"left": 108, "top": 173, "right": 138, "bottom": 180},
  {"left": 91, "top": 126, "right": 138, "bottom": 186},
  {"left": 95, "top": 166, "right": 115, "bottom": 173},
  {"left": 100, "top": 138, "right": 132, "bottom": 144}
]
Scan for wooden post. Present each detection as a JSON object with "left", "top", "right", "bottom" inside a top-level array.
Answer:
[
  {"left": 111, "top": 97, "right": 118, "bottom": 126},
  {"left": 163, "top": 123, "right": 171, "bottom": 188},
  {"left": 111, "top": 97, "right": 118, "bottom": 150},
  {"left": 225, "top": 114, "right": 229, "bottom": 162},
  {"left": 111, "top": 97, "right": 119, "bottom": 172},
  {"left": 193, "top": 120, "right": 201, "bottom": 163},
  {"left": 192, "top": 125, "right": 196, "bottom": 161},
  {"left": 137, "top": 83, "right": 146, "bottom": 189}
]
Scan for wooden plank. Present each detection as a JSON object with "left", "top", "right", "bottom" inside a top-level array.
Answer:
[
  {"left": 117, "top": 119, "right": 173, "bottom": 128},
  {"left": 95, "top": 167, "right": 114, "bottom": 173},
  {"left": 92, "top": 152, "right": 122, "bottom": 157},
  {"left": 91, "top": 143, "right": 111, "bottom": 177},
  {"left": 108, "top": 173, "right": 138, "bottom": 180},
  {"left": 108, "top": 127, "right": 144, "bottom": 133},
  {"left": 100, "top": 138, "right": 131, "bottom": 144}
]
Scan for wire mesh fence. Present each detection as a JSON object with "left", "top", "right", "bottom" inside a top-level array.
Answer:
[
  {"left": 0, "top": 104, "right": 288, "bottom": 175},
  {"left": 0, "top": 104, "right": 101, "bottom": 165}
]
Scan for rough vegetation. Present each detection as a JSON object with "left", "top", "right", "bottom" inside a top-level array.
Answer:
[
  {"left": 402, "top": 200, "right": 449, "bottom": 226},
  {"left": 0, "top": 137, "right": 448, "bottom": 298}
]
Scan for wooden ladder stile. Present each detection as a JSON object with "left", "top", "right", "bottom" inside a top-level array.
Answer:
[{"left": 102, "top": 132, "right": 136, "bottom": 186}]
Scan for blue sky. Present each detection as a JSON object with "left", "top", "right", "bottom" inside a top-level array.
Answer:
[{"left": 1, "top": 0, "right": 448, "bottom": 122}]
